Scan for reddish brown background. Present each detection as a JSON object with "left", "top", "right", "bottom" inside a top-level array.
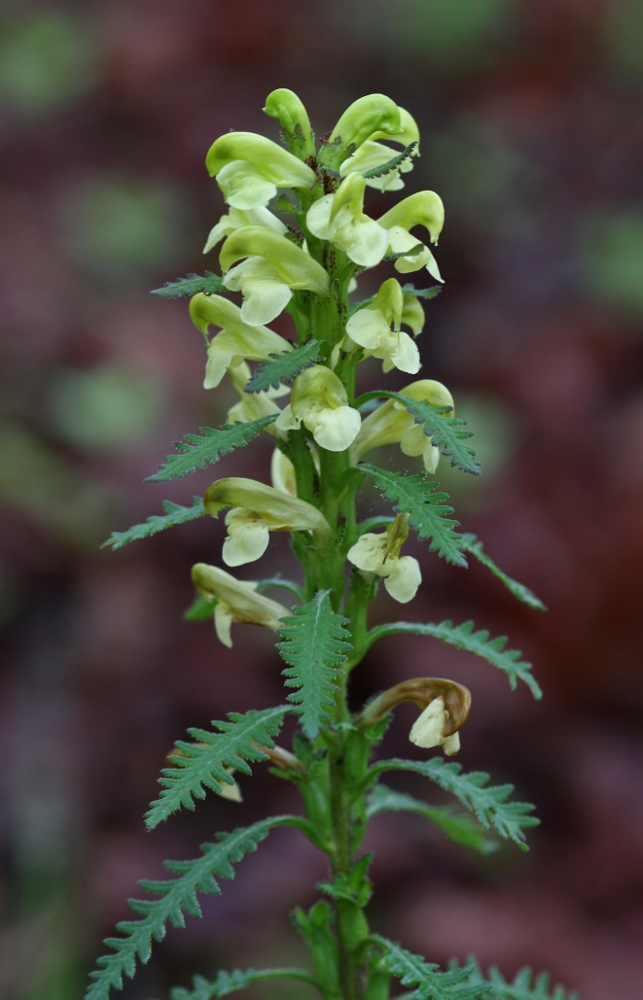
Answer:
[{"left": 1, "top": 2, "right": 642, "bottom": 998}]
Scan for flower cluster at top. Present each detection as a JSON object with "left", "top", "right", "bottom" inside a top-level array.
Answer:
[{"left": 191, "top": 90, "right": 453, "bottom": 663}]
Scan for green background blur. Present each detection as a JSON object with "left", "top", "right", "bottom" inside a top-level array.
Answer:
[{"left": 1, "top": 1, "right": 642, "bottom": 998}]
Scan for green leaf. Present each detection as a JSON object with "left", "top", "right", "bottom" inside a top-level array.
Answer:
[
  {"left": 372, "top": 759, "right": 539, "bottom": 850},
  {"left": 245, "top": 340, "right": 324, "bottom": 393},
  {"left": 276, "top": 591, "right": 352, "bottom": 739},
  {"left": 360, "top": 465, "right": 466, "bottom": 568},
  {"left": 146, "top": 416, "right": 277, "bottom": 484},
  {"left": 398, "top": 398, "right": 480, "bottom": 475},
  {"left": 151, "top": 272, "right": 226, "bottom": 299},
  {"left": 169, "top": 967, "right": 319, "bottom": 1000},
  {"left": 355, "top": 392, "right": 480, "bottom": 475},
  {"left": 84, "top": 816, "right": 295, "bottom": 1000},
  {"left": 350, "top": 284, "right": 441, "bottom": 318},
  {"left": 366, "top": 620, "right": 542, "bottom": 699},
  {"left": 183, "top": 593, "right": 217, "bottom": 622},
  {"left": 372, "top": 936, "right": 487, "bottom": 1000},
  {"left": 362, "top": 142, "right": 417, "bottom": 179},
  {"left": 461, "top": 533, "right": 547, "bottom": 611},
  {"left": 366, "top": 784, "right": 497, "bottom": 854},
  {"left": 463, "top": 961, "right": 578, "bottom": 1000},
  {"left": 145, "top": 706, "right": 289, "bottom": 829},
  {"left": 400, "top": 283, "right": 443, "bottom": 300},
  {"left": 101, "top": 497, "right": 207, "bottom": 551}
]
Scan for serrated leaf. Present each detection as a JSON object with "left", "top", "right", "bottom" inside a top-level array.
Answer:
[
  {"left": 245, "top": 341, "right": 324, "bottom": 393},
  {"left": 461, "top": 534, "right": 547, "bottom": 611},
  {"left": 463, "top": 961, "right": 578, "bottom": 1000},
  {"left": 400, "top": 283, "right": 443, "bottom": 300},
  {"left": 362, "top": 142, "right": 418, "bottom": 179},
  {"left": 101, "top": 498, "right": 207, "bottom": 551},
  {"left": 84, "top": 816, "right": 294, "bottom": 1000},
  {"left": 367, "top": 619, "right": 541, "bottom": 699},
  {"left": 372, "top": 936, "right": 487, "bottom": 1000},
  {"left": 350, "top": 284, "right": 441, "bottom": 318},
  {"left": 170, "top": 967, "right": 317, "bottom": 1000},
  {"left": 360, "top": 465, "right": 466, "bottom": 568},
  {"left": 372, "top": 758, "right": 539, "bottom": 850},
  {"left": 276, "top": 591, "right": 352, "bottom": 739},
  {"left": 151, "top": 272, "right": 226, "bottom": 299},
  {"left": 398, "top": 397, "right": 480, "bottom": 475},
  {"left": 366, "top": 784, "right": 496, "bottom": 854},
  {"left": 147, "top": 416, "right": 277, "bottom": 484},
  {"left": 145, "top": 706, "right": 289, "bottom": 829}
]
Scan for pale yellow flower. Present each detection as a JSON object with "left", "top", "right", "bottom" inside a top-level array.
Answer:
[
  {"left": 191, "top": 563, "right": 291, "bottom": 648},
  {"left": 276, "top": 365, "right": 361, "bottom": 452},
  {"left": 347, "top": 516, "right": 421, "bottom": 604}
]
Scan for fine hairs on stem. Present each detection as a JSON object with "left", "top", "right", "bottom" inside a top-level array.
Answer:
[{"left": 91, "top": 89, "right": 575, "bottom": 1000}]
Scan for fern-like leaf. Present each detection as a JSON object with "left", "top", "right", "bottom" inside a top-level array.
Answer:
[
  {"left": 372, "top": 936, "right": 487, "bottom": 1000},
  {"left": 463, "top": 961, "right": 578, "bottom": 1000},
  {"left": 360, "top": 465, "right": 466, "bottom": 568},
  {"left": 85, "top": 816, "right": 294, "bottom": 1000},
  {"left": 366, "top": 784, "right": 496, "bottom": 854},
  {"left": 101, "top": 498, "right": 206, "bottom": 551},
  {"left": 151, "top": 272, "right": 226, "bottom": 298},
  {"left": 366, "top": 620, "right": 541, "bottom": 699},
  {"left": 170, "top": 967, "right": 318, "bottom": 1000},
  {"left": 146, "top": 416, "right": 277, "bottom": 484},
  {"left": 145, "top": 706, "right": 289, "bottom": 829},
  {"left": 355, "top": 392, "right": 480, "bottom": 475},
  {"left": 362, "top": 142, "right": 418, "bottom": 179},
  {"left": 276, "top": 591, "right": 352, "bottom": 739},
  {"left": 372, "top": 759, "right": 538, "bottom": 850},
  {"left": 461, "top": 533, "right": 547, "bottom": 611},
  {"left": 401, "top": 283, "right": 443, "bottom": 300},
  {"left": 245, "top": 340, "right": 324, "bottom": 393}
]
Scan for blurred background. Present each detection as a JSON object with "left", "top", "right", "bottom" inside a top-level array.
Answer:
[{"left": 1, "top": 1, "right": 642, "bottom": 997}]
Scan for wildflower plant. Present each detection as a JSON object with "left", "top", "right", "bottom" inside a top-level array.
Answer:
[{"left": 91, "top": 91, "right": 576, "bottom": 1000}]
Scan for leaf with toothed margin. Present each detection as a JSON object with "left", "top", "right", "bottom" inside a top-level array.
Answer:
[
  {"left": 461, "top": 533, "right": 547, "bottom": 611},
  {"left": 101, "top": 498, "right": 207, "bottom": 550},
  {"left": 146, "top": 416, "right": 277, "bottom": 483},
  {"left": 245, "top": 341, "right": 324, "bottom": 393},
  {"left": 84, "top": 816, "right": 295, "bottom": 1000},
  {"left": 360, "top": 465, "right": 466, "bottom": 568},
  {"left": 151, "top": 272, "right": 226, "bottom": 299},
  {"left": 362, "top": 142, "right": 418, "bottom": 179}
]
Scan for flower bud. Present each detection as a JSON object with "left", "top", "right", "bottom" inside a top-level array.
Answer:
[
  {"left": 263, "top": 88, "right": 315, "bottom": 159},
  {"left": 329, "top": 94, "right": 402, "bottom": 151}
]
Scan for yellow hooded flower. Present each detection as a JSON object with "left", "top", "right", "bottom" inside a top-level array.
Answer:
[
  {"left": 339, "top": 107, "right": 420, "bottom": 192},
  {"left": 345, "top": 278, "right": 423, "bottom": 374},
  {"left": 220, "top": 227, "right": 330, "bottom": 325},
  {"left": 306, "top": 172, "right": 389, "bottom": 268},
  {"left": 351, "top": 379, "right": 454, "bottom": 473},
  {"left": 189, "top": 294, "right": 292, "bottom": 389},
  {"left": 191, "top": 563, "right": 291, "bottom": 648},
  {"left": 204, "top": 477, "right": 332, "bottom": 566},
  {"left": 206, "top": 132, "right": 317, "bottom": 210},
  {"left": 276, "top": 365, "right": 361, "bottom": 452},
  {"left": 203, "top": 205, "right": 287, "bottom": 254},
  {"left": 378, "top": 191, "right": 445, "bottom": 280},
  {"left": 347, "top": 514, "right": 421, "bottom": 604}
]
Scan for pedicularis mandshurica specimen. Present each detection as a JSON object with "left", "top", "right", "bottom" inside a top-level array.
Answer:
[{"left": 92, "top": 91, "right": 577, "bottom": 1000}]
